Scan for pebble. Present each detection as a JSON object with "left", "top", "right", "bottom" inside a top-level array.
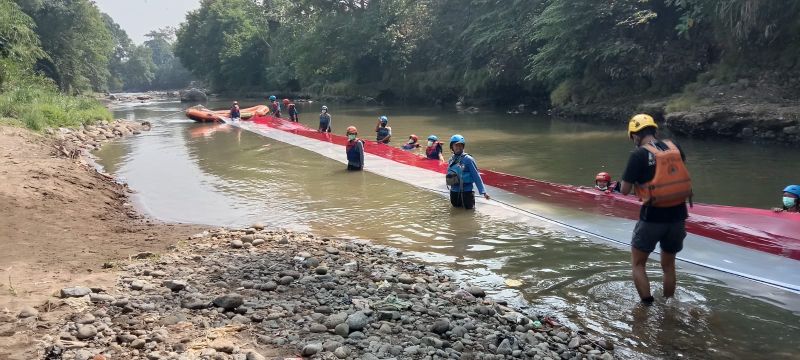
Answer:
[
  {"left": 310, "top": 323, "right": 328, "bottom": 333},
  {"left": 431, "top": 318, "right": 450, "bottom": 334},
  {"left": 163, "top": 280, "right": 187, "bottom": 291},
  {"left": 245, "top": 350, "right": 266, "bottom": 360},
  {"left": 130, "top": 338, "right": 146, "bottom": 349},
  {"left": 346, "top": 311, "right": 369, "bottom": 331},
  {"left": 325, "top": 246, "right": 340, "bottom": 255},
  {"left": 77, "top": 313, "right": 96, "bottom": 324},
  {"left": 398, "top": 273, "right": 414, "bottom": 284},
  {"left": 130, "top": 280, "right": 146, "bottom": 291},
  {"left": 213, "top": 294, "right": 244, "bottom": 310},
  {"left": 334, "top": 346, "right": 351, "bottom": 359},
  {"left": 334, "top": 323, "right": 350, "bottom": 337},
  {"left": 76, "top": 325, "right": 97, "bottom": 340},
  {"left": 301, "top": 343, "right": 322, "bottom": 356},
  {"left": 315, "top": 267, "right": 328, "bottom": 275},
  {"left": 17, "top": 306, "right": 38, "bottom": 318},
  {"left": 210, "top": 338, "right": 235, "bottom": 353},
  {"left": 231, "top": 240, "right": 243, "bottom": 248},
  {"left": 252, "top": 239, "right": 265, "bottom": 246},
  {"left": 496, "top": 338, "right": 513, "bottom": 355},
  {"left": 467, "top": 286, "right": 485, "bottom": 298},
  {"left": 89, "top": 293, "right": 115, "bottom": 303},
  {"left": 61, "top": 286, "right": 92, "bottom": 298}
]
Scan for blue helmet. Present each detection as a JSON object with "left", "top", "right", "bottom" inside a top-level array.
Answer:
[
  {"left": 450, "top": 134, "right": 466, "bottom": 145},
  {"left": 783, "top": 185, "right": 800, "bottom": 197},
  {"left": 379, "top": 115, "right": 389, "bottom": 124},
  {"left": 427, "top": 135, "right": 438, "bottom": 142},
  {"left": 269, "top": 95, "right": 277, "bottom": 101}
]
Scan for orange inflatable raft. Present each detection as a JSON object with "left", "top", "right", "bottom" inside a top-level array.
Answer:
[{"left": 185, "top": 105, "right": 270, "bottom": 122}]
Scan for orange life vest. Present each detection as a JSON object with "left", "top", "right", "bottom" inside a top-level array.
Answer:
[{"left": 635, "top": 140, "right": 693, "bottom": 208}]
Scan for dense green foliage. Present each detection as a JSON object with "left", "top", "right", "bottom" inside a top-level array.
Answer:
[
  {"left": 16, "top": 0, "right": 115, "bottom": 94},
  {"left": 175, "top": 0, "right": 800, "bottom": 107},
  {"left": 0, "top": 0, "right": 111, "bottom": 130}
]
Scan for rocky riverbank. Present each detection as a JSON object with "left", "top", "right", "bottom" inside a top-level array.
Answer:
[
  {"left": 31, "top": 229, "right": 615, "bottom": 360},
  {"left": 0, "top": 122, "right": 205, "bottom": 358}
]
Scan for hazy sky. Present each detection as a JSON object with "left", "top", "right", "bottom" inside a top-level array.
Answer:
[{"left": 93, "top": 0, "right": 201, "bottom": 44}]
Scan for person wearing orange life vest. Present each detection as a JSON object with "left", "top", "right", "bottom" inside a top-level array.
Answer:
[
  {"left": 401, "top": 134, "right": 421, "bottom": 151},
  {"left": 594, "top": 172, "right": 620, "bottom": 193},
  {"left": 345, "top": 126, "right": 364, "bottom": 171},
  {"left": 620, "top": 114, "right": 692, "bottom": 306}
]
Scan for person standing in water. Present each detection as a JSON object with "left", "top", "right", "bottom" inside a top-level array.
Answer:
[
  {"left": 446, "top": 134, "right": 490, "bottom": 209},
  {"left": 230, "top": 101, "right": 241, "bottom": 122},
  {"left": 774, "top": 185, "right": 800, "bottom": 212},
  {"left": 375, "top": 116, "right": 392, "bottom": 144},
  {"left": 345, "top": 126, "right": 364, "bottom": 170},
  {"left": 401, "top": 134, "right": 421, "bottom": 151},
  {"left": 620, "top": 114, "right": 692, "bottom": 306},
  {"left": 288, "top": 103, "right": 299, "bottom": 122},
  {"left": 594, "top": 172, "right": 620, "bottom": 193},
  {"left": 268, "top": 95, "right": 281, "bottom": 118},
  {"left": 425, "top": 135, "right": 444, "bottom": 161},
  {"left": 319, "top": 105, "right": 332, "bottom": 132}
]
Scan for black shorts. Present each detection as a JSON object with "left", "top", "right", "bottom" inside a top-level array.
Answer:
[
  {"left": 450, "top": 191, "right": 475, "bottom": 209},
  {"left": 347, "top": 164, "right": 362, "bottom": 171},
  {"left": 632, "top": 220, "right": 686, "bottom": 254}
]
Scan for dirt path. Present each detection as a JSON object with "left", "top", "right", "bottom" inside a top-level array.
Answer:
[{"left": 0, "top": 125, "right": 204, "bottom": 357}]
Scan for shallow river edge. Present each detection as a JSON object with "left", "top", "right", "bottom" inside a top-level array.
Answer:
[{"left": 0, "top": 124, "right": 616, "bottom": 359}]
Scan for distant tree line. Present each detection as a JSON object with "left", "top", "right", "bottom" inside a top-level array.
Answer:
[
  {"left": 173, "top": 0, "right": 800, "bottom": 106},
  {"left": 6, "top": 0, "right": 192, "bottom": 94}
]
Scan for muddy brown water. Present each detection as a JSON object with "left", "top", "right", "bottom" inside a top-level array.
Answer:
[{"left": 95, "top": 99, "right": 799, "bottom": 359}]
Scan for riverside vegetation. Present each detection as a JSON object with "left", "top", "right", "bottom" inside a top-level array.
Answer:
[{"left": 173, "top": 0, "right": 800, "bottom": 142}]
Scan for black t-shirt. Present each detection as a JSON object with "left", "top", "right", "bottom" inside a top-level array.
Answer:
[{"left": 622, "top": 140, "right": 689, "bottom": 223}]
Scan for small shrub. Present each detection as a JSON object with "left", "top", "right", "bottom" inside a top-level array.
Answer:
[{"left": 550, "top": 80, "right": 574, "bottom": 106}]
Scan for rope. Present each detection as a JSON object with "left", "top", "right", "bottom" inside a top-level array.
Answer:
[
  {"left": 235, "top": 120, "right": 799, "bottom": 294},
  {"left": 477, "top": 193, "right": 798, "bottom": 294}
]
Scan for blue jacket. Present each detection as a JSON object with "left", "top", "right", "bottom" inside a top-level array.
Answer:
[{"left": 447, "top": 153, "right": 486, "bottom": 194}]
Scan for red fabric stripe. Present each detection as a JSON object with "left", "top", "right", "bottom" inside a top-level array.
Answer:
[{"left": 251, "top": 115, "right": 800, "bottom": 260}]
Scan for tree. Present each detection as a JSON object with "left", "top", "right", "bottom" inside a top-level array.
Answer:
[
  {"left": 175, "top": 0, "right": 270, "bottom": 91},
  {"left": 144, "top": 28, "right": 192, "bottom": 90},
  {"left": 0, "top": 0, "right": 45, "bottom": 87},
  {"left": 16, "top": 0, "right": 115, "bottom": 93}
]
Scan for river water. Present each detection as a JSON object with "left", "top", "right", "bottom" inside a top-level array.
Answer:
[{"left": 96, "top": 99, "right": 799, "bottom": 359}]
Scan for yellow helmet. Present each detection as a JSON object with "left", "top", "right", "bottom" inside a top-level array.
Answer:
[{"left": 628, "top": 114, "right": 658, "bottom": 138}]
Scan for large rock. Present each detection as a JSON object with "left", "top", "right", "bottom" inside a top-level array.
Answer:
[{"left": 180, "top": 88, "right": 208, "bottom": 103}]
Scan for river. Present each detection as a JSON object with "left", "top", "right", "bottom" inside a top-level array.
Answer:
[{"left": 95, "top": 99, "right": 799, "bottom": 359}]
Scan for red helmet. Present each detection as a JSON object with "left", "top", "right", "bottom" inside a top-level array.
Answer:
[
  {"left": 282, "top": 98, "right": 290, "bottom": 105},
  {"left": 595, "top": 172, "right": 611, "bottom": 182},
  {"left": 409, "top": 134, "right": 418, "bottom": 142},
  {"left": 346, "top": 126, "right": 358, "bottom": 134}
]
